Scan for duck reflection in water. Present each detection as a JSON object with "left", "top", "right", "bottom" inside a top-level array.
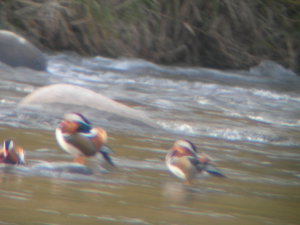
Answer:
[
  {"left": 55, "top": 112, "right": 114, "bottom": 167},
  {"left": 165, "top": 140, "right": 225, "bottom": 185},
  {"left": 0, "top": 139, "right": 26, "bottom": 165},
  {"left": 162, "top": 181, "right": 193, "bottom": 203}
]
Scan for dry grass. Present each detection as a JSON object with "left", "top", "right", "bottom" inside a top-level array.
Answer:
[{"left": 0, "top": 0, "right": 299, "bottom": 72}]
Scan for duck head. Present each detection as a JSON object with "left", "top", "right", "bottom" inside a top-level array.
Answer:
[
  {"left": 59, "top": 113, "right": 92, "bottom": 134},
  {"left": 173, "top": 140, "right": 197, "bottom": 152},
  {"left": 170, "top": 139, "right": 198, "bottom": 157}
]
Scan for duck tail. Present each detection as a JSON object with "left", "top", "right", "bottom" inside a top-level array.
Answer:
[
  {"left": 204, "top": 164, "right": 226, "bottom": 177},
  {"left": 99, "top": 145, "right": 115, "bottom": 166}
]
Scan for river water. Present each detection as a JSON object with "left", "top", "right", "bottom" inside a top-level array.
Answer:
[{"left": 0, "top": 55, "right": 299, "bottom": 225}]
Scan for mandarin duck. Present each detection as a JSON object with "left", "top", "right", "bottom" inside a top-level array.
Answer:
[
  {"left": 166, "top": 140, "right": 225, "bottom": 184},
  {"left": 0, "top": 139, "right": 26, "bottom": 165},
  {"left": 55, "top": 113, "right": 114, "bottom": 166}
]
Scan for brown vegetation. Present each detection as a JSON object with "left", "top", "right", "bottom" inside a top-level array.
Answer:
[{"left": 0, "top": 0, "right": 299, "bottom": 72}]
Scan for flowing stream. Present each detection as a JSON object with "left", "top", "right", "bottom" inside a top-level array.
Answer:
[{"left": 0, "top": 55, "right": 299, "bottom": 225}]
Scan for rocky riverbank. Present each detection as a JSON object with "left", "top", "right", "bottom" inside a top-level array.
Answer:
[{"left": 0, "top": 0, "right": 299, "bottom": 73}]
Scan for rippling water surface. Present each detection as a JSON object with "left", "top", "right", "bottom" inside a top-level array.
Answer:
[{"left": 0, "top": 55, "right": 300, "bottom": 225}]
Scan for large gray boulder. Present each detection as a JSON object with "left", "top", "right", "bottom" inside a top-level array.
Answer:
[
  {"left": 19, "top": 83, "right": 157, "bottom": 128},
  {"left": 0, "top": 30, "right": 47, "bottom": 71}
]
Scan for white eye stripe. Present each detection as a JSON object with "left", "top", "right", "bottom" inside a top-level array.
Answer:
[
  {"left": 174, "top": 140, "right": 195, "bottom": 153},
  {"left": 64, "top": 113, "right": 89, "bottom": 125},
  {"left": 64, "top": 113, "right": 83, "bottom": 122}
]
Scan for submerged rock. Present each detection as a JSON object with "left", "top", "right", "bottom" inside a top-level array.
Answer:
[
  {"left": 32, "top": 162, "right": 93, "bottom": 175},
  {"left": 0, "top": 30, "right": 47, "bottom": 71},
  {"left": 249, "top": 60, "right": 298, "bottom": 78},
  {"left": 19, "top": 83, "right": 157, "bottom": 128}
]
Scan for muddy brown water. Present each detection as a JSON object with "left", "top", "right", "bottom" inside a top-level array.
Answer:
[
  {"left": 0, "top": 126, "right": 299, "bottom": 225},
  {"left": 0, "top": 56, "right": 300, "bottom": 224}
]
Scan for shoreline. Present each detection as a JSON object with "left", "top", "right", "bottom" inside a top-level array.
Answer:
[{"left": 0, "top": 0, "right": 299, "bottom": 72}]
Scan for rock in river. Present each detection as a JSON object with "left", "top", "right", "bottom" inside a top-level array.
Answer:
[
  {"left": 0, "top": 30, "right": 47, "bottom": 71},
  {"left": 19, "top": 83, "right": 157, "bottom": 128}
]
